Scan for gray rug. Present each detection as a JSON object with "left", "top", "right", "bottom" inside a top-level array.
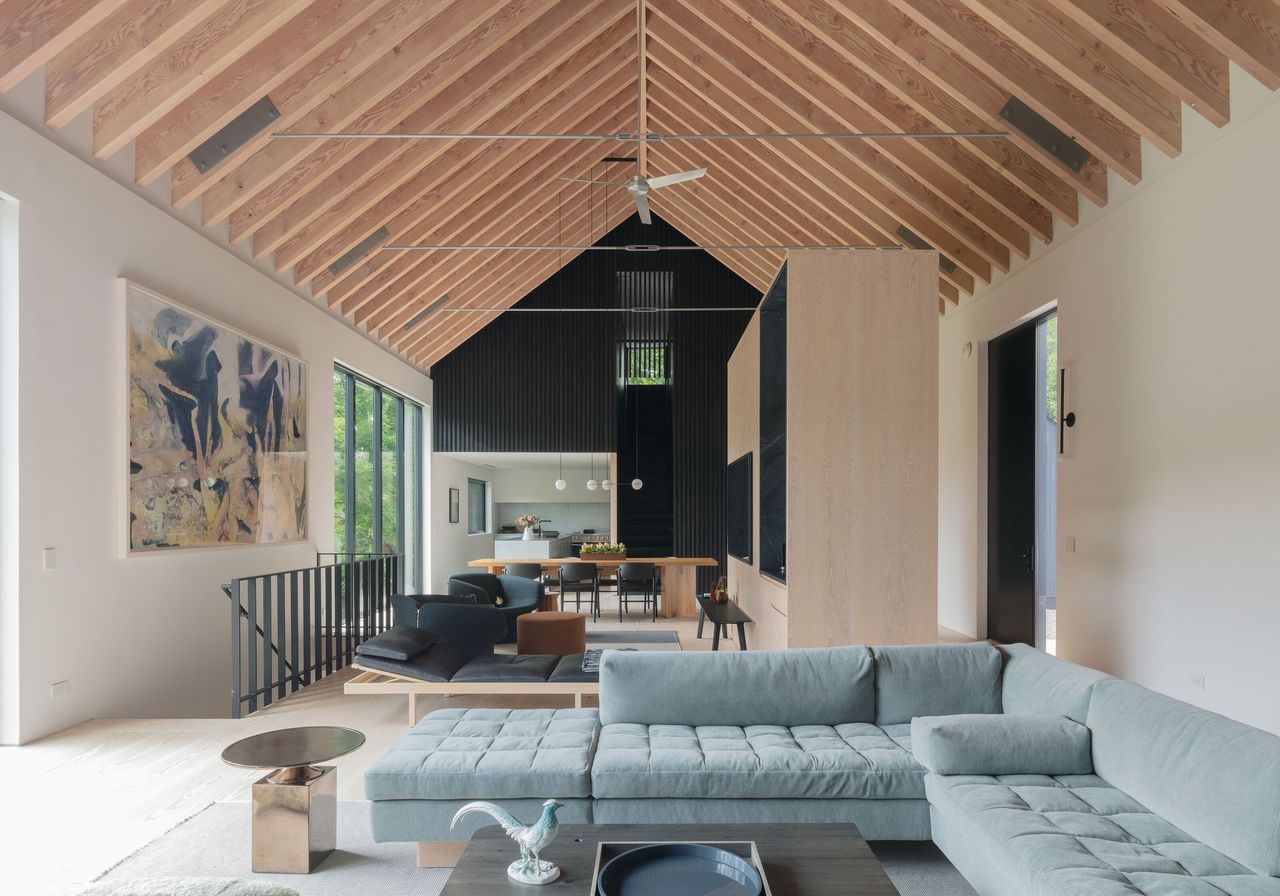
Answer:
[
  {"left": 95, "top": 802, "right": 977, "bottom": 896},
  {"left": 585, "top": 629, "right": 680, "bottom": 644}
]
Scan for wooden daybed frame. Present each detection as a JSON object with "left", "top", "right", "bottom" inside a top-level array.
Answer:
[{"left": 345, "top": 663, "right": 600, "bottom": 725}]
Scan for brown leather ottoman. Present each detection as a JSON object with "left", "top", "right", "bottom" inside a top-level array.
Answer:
[{"left": 516, "top": 611, "right": 587, "bottom": 655}]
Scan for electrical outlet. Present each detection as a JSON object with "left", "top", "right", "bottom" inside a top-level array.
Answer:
[
  {"left": 1190, "top": 674, "right": 1206, "bottom": 691},
  {"left": 50, "top": 680, "right": 70, "bottom": 699}
]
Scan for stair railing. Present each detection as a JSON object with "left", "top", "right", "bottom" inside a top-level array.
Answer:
[{"left": 224, "top": 552, "right": 400, "bottom": 718}]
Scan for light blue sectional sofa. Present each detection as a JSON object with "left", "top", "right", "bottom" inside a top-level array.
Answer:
[{"left": 364, "top": 641, "right": 1280, "bottom": 894}]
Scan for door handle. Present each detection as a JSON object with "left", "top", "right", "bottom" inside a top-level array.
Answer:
[{"left": 1020, "top": 546, "right": 1035, "bottom": 573}]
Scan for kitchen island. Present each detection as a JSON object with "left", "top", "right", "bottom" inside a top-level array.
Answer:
[{"left": 492, "top": 534, "right": 571, "bottom": 560}]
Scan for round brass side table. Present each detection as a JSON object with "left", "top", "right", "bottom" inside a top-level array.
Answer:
[{"left": 222, "top": 726, "right": 365, "bottom": 874}]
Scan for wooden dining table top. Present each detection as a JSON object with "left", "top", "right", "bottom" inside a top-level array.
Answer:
[{"left": 468, "top": 556, "right": 718, "bottom": 568}]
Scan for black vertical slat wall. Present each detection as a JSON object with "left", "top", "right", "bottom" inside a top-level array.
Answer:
[{"left": 431, "top": 215, "right": 759, "bottom": 590}]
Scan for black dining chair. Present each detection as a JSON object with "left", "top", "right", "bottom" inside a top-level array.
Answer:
[
  {"left": 503, "top": 563, "right": 543, "bottom": 581},
  {"left": 617, "top": 562, "right": 658, "bottom": 622},
  {"left": 558, "top": 562, "right": 599, "bottom": 621}
]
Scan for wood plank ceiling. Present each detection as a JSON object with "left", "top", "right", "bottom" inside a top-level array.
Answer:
[{"left": 2, "top": 0, "right": 1278, "bottom": 369}]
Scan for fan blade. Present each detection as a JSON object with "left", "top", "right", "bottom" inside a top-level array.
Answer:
[
  {"left": 634, "top": 190, "right": 652, "bottom": 224},
  {"left": 554, "top": 176, "right": 616, "bottom": 184},
  {"left": 645, "top": 167, "right": 706, "bottom": 189}
]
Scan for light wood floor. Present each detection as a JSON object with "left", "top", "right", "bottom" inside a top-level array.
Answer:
[{"left": 4, "top": 608, "right": 968, "bottom": 895}]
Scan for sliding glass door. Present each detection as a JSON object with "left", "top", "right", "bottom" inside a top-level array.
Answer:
[{"left": 332, "top": 366, "right": 423, "bottom": 590}]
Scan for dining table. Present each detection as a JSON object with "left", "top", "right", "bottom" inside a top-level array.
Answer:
[{"left": 466, "top": 556, "right": 718, "bottom": 618}]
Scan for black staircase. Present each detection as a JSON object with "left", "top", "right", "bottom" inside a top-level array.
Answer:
[{"left": 618, "top": 384, "right": 674, "bottom": 557}]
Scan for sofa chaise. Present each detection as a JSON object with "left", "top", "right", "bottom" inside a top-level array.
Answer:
[{"left": 363, "top": 642, "right": 1280, "bottom": 895}]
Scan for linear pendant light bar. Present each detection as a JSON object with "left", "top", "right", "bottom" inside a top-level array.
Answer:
[
  {"left": 273, "top": 130, "right": 1008, "bottom": 141},
  {"left": 381, "top": 243, "right": 901, "bottom": 251}
]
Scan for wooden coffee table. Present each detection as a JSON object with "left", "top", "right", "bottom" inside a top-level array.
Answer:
[{"left": 440, "top": 823, "right": 898, "bottom": 895}]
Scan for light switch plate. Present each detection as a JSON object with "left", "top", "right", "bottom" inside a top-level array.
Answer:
[
  {"left": 43, "top": 546, "right": 56, "bottom": 570},
  {"left": 1065, "top": 537, "right": 1076, "bottom": 553},
  {"left": 50, "top": 680, "right": 70, "bottom": 698}
]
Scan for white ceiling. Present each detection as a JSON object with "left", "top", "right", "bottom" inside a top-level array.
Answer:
[{"left": 438, "top": 451, "right": 611, "bottom": 470}]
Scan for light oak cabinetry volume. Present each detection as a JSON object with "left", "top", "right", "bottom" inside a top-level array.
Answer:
[{"left": 727, "top": 250, "right": 939, "bottom": 649}]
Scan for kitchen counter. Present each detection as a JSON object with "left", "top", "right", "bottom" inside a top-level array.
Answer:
[{"left": 493, "top": 535, "right": 571, "bottom": 559}]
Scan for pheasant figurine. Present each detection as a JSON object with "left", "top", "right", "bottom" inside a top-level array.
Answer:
[{"left": 450, "top": 798, "right": 564, "bottom": 884}]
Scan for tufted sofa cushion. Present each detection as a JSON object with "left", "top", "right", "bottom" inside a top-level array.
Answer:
[
  {"left": 999, "top": 642, "right": 1112, "bottom": 722},
  {"left": 1089, "top": 680, "right": 1280, "bottom": 878},
  {"left": 599, "top": 646, "right": 874, "bottom": 728},
  {"left": 873, "top": 642, "right": 1004, "bottom": 725},
  {"left": 591, "top": 721, "right": 925, "bottom": 800},
  {"left": 364, "top": 707, "right": 599, "bottom": 801},
  {"left": 926, "top": 772, "right": 1280, "bottom": 896}
]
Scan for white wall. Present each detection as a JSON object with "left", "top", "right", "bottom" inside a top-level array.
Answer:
[
  {"left": 494, "top": 503, "right": 611, "bottom": 535},
  {"left": 428, "top": 455, "right": 495, "bottom": 592},
  {"left": 0, "top": 110, "right": 432, "bottom": 744},
  {"left": 938, "top": 69, "right": 1280, "bottom": 734},
  {"left": 492, "top": 466, "right": 612, "bottom": 502}
]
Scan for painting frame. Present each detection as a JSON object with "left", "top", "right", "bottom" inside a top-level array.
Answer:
[
  {"left": 119, "top": 279, "right": 308, "bottom": 556},
  {"left": 448, "top": 487, "right": 460, "bottom": 524}
]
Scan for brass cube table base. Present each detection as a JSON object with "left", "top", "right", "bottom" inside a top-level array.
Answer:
[{"left": 250, "top": 765, "right": 337, "bottom": 873}]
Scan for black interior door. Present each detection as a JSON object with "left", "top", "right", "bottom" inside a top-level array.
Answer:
[{"left": 987, "top": 322, "right": 1037, "bottom": 644}]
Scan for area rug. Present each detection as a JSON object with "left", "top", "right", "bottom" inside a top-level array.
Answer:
[
  {"left": 584, "top": 629, "right": 680, "bottom": 645},
  {"left": 93, "top": 801, "right": 976, "bottom": 896}
]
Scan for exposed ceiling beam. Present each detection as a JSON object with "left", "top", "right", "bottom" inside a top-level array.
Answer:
[
  {"left": 1046, "top": 0, "right": 1230, "bottom": 127},
  {"left": 1160, "top": 0, "right": 1280, "bottom": 91}
]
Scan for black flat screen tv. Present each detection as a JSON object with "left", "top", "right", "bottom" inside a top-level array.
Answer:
[{"left": 727, "top": 452, "right": 753, "bottom": 563}]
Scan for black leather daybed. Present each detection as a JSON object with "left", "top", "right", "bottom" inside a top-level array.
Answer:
[{"left": 344, "top": 623, "right": 600, "bottom": 725}]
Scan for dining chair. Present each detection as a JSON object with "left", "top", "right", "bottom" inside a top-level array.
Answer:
[
  {"left": 503, "top": 563, "right": 543, "bottom": 580},
  {"left": 617, "top": 562, "right": 658, "bottom": 622},
  {"left": 558, "top": 562, "right": 599, "bottom": 621}
]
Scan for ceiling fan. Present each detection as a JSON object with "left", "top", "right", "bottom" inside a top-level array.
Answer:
[
  {"left": 563, "top": 165, "right": 706, "bottom": 225},
  {"left": 557, "top": 0, "right": 705, "bottom": 225}
]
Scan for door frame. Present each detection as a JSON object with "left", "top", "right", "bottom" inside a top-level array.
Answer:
[{"left": 975, "top": 302, "right": 1056, "bottom": 641}]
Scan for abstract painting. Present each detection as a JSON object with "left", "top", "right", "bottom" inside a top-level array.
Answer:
[{"left": 123, "top": 281, "right": 307, "bottom": 552}]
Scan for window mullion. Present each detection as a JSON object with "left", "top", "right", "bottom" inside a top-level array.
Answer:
[
  {"left": 343, "top": 372, "right": 356, "bottom": 556},
  {"left": 371, "top": 386, "right": 382, "bottom": 556},
  {"left": 395, "top": 397, "right": 405, "bottom": 559}
]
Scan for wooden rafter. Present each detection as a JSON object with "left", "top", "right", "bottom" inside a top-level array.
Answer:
[
  {"left": 726, "top": 0, "right": 1053, "bottom": 241},
  {"left": 2, "top": 0, "right": 1278, "bottom": 364},
  {"left": 1046, "top": 0, "right": 1230, "bottom": 127},
  {"left": 45, "top": 0, "right": 226, "bottom": 129},
  {"left": 255, "top": 3, "right": 634, "bottom": 267},
  {"left": 0, "top": 0, "right": 131, "bottom": 92},
  {"left": 1160, "top": 0, "right": 1280, "bottom": 91},
  {"left": 93, "top": 0, "right": 317, "bottom": 158},
  {"left": 134, "top": 0, "right": 393, "bottom": 184}
]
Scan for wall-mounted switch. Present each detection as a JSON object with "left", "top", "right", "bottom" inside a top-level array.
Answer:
[
  {"left": 1190, "top": 674, "right": 1206, "bottom": 690},
  {"left": 1065, "top": 537, "right": 1076, "bottom": 554},
  {"left": 42, "top": 547, "right": 56, "bottom": 570},
  {"left": 50, "top": 680, "right": 70, "bottom": 699}
]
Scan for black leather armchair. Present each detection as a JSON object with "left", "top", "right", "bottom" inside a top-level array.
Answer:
[
  {"left": 447, "top": 572, "right": 543, "bottom": 644},
  {"left": 390, "top": 593, "right": 508, "bottom": 651}
]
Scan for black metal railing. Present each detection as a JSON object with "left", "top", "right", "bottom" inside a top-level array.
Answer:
[{"left": 225, "top": 553, "right": 400, "bottom": 718}]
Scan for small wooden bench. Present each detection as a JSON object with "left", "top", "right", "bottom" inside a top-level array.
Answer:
[{"left": 345, "top": 664, "right": 600, "bottom": 725}]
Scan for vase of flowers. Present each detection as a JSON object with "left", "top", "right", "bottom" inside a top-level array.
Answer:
[
  {"left": 516, "top": 514, "right": 540, "bottom": 541},
  {"left": 711, "top": 575, "right": 730, "bottom": 604}
]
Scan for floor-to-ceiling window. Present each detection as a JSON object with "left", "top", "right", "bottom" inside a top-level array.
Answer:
[{"left": 332, "top": 366, "right": 423, "bottom": 590}]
